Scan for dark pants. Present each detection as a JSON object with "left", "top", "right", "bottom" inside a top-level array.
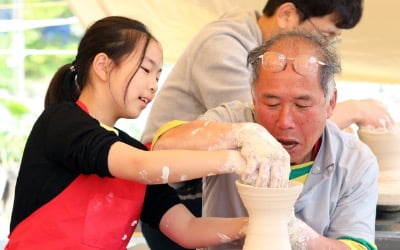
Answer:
[{"left": 141, "top": 179, "right": 203, "bottom": 250}]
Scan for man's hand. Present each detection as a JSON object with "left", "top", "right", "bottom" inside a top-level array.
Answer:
[
  {"left": 288, "top": 211, "right": 319, "bottom": 250},
  {"left": 233, "top": 123, "right": 290, "bottom": 188}
]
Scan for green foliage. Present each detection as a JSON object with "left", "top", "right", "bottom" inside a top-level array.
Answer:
[
  {"left": 1, "top": 0, "right": 83, "bottom": 86},
  {"left": 25, "top": 54, "right": 76, "bottom": 80},
  {"left": 23, "top": 0, "right": 74, "bottom": 19},
  {"left": 0, "top": 97, "right": 31, "bottom": 166},
  {"left": 0, "top": 97, "right": 29, "bottom": 118},
  {"left": 0, "top": 33, "right": 12, "bottom": 49},
  {"left": 0, "top": 130, "right": 28, "bottom": 167},
  {"left": 24, "top": 25, "right": 81, "bottom": 50},
  {"left": 0, "top": 56, "right": 13, "bottom": 92},
  {"left": 0, "top": 0, "right": 83, "bottom": 167}
]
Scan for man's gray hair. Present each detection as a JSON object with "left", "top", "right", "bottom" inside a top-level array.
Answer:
[{"left": 247, "top": 29, "right": 341, "bottom": 100}]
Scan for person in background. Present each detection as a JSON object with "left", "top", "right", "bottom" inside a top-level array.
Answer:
[
  {"left": 6, "top": 16, "right": 287, "bottom": 249},
  {"left": 153, "top": 30, "right": 379, "bottom": 250},
  {"left": 141, "top": 1, "right": 392, "bottom": 248}
]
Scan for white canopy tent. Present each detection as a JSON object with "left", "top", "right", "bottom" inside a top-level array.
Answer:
[{"left": 67, "top": 0, "right": 400, "bottom": 84}]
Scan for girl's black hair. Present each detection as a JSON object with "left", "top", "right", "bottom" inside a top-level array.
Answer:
[{"left": 45, "top": 16, "right": 157, "bottom": 107}]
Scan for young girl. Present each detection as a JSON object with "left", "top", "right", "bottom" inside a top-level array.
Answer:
[{"left": 6, "top": 16, "right": 248, "bottom": 249}]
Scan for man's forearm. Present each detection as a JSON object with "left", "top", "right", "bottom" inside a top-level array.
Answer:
[{"left": 153, "top": 120, "right": 237, "bottom": 150}]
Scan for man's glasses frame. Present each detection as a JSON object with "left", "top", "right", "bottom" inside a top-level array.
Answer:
[
  {"left": 307, "top": 18, "right": 337, "bottom": 40},
  {"left": 295, "top": 6, "right": 338, "bottom": 40},
  {"left": 257, "top": 51, "right": 327, "bottom": 76}
]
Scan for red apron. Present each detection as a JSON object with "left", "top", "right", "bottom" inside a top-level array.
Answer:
[{"left": 6, "top": 174, "right": 146, "bottom": 250}]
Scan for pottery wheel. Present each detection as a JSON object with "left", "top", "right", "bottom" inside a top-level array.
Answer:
[
  {"left": 376, "top": 205, "right": 400, "bottom": 232},
  {"left": 378, "top": 171, "right": 400, "bottom": 206}
]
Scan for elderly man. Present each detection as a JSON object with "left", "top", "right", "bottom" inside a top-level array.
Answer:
[
  {"left": 153, "top": 30, "right": 378, "bottom": 250},
  {"left": 141, "top": 2, "right": 392, "bottom": 248}
]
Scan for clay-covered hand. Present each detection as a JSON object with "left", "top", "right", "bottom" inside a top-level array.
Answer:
[
  {"left": 233, "top": 123, "right": 290, "bottom": 188},
  {"left": 288, "top": 211, "right": 318, "bottom": 250}
]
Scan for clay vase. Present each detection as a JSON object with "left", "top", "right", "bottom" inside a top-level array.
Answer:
[
  {"left": 236, "top": 180, "right": 303, "bottom": 250},
  {"left": 358, "top": 123, "right": 400, "bottom": 206}
]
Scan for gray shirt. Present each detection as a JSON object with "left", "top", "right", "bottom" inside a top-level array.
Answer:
[
  {"left": 142, "top": 8, "right": 262, "bottom": 143},
  {"left": 199, "top": 101, "right": 379, "bottom": 250}
]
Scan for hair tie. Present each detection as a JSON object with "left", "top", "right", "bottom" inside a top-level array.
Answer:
[
  {"left": 63, "top": 61, "right": 80, "bottom": 93},
  {"left": 70, "top": 60, "right": 76, "bottom": 73}
]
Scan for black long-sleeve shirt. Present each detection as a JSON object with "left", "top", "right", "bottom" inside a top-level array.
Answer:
[{"left": 10, "top": 102, "right": 180, "bottom": 232}]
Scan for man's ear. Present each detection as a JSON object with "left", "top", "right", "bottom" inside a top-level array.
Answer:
[
  {"left": 327, "top": 88, "right": 337, "bottom": 118},
  {"left": 92, "top": 53, "right": 110, "bottom": 81},
  {"left": 251, "top": 85, "right": 257, "bottom": 104},
  {"left": 275, "top": 2, "right": 301, "bottom": 29}
]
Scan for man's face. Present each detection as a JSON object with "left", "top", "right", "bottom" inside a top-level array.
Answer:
[
  {"left": 252, "top": 40, "right": 336, "bottom": 164},
  {"left": 299, "top": 13, "right": 341, "bottom": 40}
]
